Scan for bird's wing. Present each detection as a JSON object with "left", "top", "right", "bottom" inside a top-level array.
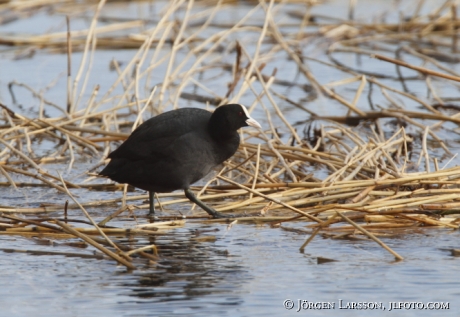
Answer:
[{"left": 108, "top": 108, "right": 211, "bottom": 161}]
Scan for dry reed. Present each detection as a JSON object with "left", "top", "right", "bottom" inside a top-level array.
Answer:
[{"left": 1, "top": 0, "right": 460, "bottom": 266}]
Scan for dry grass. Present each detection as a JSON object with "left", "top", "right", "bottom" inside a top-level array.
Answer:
[{"left": 1, "top": 0, "right": 460, "bottom": 267}]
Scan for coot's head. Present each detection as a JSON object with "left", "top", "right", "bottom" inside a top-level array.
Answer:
[{"left": 210, "top": 104, "right": 261, "bottom": 136}]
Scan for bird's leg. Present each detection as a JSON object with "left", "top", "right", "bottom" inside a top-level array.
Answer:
[
  {"left": 148, "top": 191, "right": 155, "bottom": 215},
  {"left": 184, "top": 188, "right": 234, "bottom": 219}
]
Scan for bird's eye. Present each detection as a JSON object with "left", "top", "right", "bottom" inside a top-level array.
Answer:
[{"left": 238, "top": 111, "right": 243, "bottom": 116}]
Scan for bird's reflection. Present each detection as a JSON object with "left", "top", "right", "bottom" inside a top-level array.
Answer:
[{"left": 117, "top": 229, "right": 250, "bottom": 305}]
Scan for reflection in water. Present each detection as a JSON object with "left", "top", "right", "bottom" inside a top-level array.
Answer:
[{"left": 118, "top": 229, "right": 249, "bottom": 310}]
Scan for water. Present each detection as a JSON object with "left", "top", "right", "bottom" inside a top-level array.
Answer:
[
  {"left": 1, "top": 0, "right": 460, "bottom": 316},
  {"left": 1, "top": 223, "right": 459, "bottom": 316}
]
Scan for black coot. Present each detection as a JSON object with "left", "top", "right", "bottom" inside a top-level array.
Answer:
[{"left": 99, "top": 103, "right": 261, "bottom": 218}]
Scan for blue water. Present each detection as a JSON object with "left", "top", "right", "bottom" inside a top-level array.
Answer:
[{"left": 0, "top": 222, "right": 459, "bottom": 316}]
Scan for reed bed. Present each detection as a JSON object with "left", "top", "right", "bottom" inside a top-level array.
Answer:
[{"left": 1, "top": 0, "right": 460, "bottom": 267}]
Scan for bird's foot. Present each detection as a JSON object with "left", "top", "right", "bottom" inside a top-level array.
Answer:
[{"left": 210, "top": 211, "right": 236, "bottom": 219}]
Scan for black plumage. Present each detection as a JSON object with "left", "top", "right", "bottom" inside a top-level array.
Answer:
[{"left": 100, "top": 104, "right": 261, "bottom": 218}]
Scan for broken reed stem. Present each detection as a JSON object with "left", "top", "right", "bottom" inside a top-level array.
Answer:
[
  {"left": 5, "top": 226, "right": 159, "bottom": 235},
  {"left": 372, "top": 53, "right": 460, "bottom": 83},
  {"left": 98, "top": 205, "right": 129, "bottom": 227},
  {"left": 217, "top": 175, "right": 323, "bottom": 223},
  {"left": 58, "top": 173, "right": 121, "bottom": 253},
  {"left": 336, "top": 211, "right": 404, "bottom": 261},
  {"left": 124, "top": 244, "right": 158, "bottom": 257},
  {"left": 299, "top": 213, "right": 342, "bottom": 252},
  {"left": 72, "top": 0, "right": 107, "bottom": 112},
  {"left": 66, "top": 15, "right": 72, "bottom": 114},
  {"left": 55, "top": 220, "right": 136, "bottom": 270},
  {"left": 0, "top": 213, "right": 63, "bottom": 232},
  {"left": 0, "top": 248, "right": 106, "bottom": 260}
]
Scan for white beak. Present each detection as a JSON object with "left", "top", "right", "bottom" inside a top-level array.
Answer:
[
  {"left": 245, "top": 116, "right": 262, "bottom": 129},
  {"left": 239, "top": 104, "right": 262, "bottom": 129}
]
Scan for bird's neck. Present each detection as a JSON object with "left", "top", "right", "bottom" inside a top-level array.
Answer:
[{"left": 208, "top": 117, "right": 234, "bottom": 141}]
